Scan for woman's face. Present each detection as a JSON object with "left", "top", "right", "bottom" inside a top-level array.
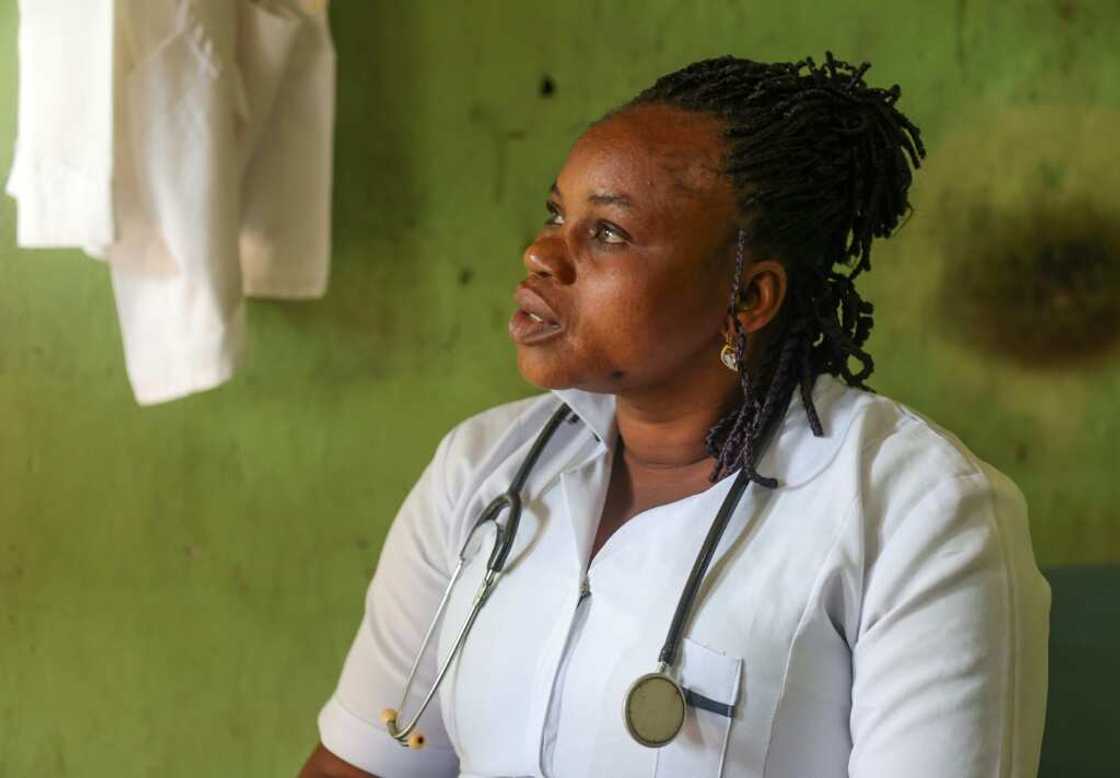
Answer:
[{"left": 511, "top": 103, "right": 742, "bottom": 394}]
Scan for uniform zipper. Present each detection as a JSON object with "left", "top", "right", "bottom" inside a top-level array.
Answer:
[{"left": 539, "top": 576, "right": 592, "bottom": 777}]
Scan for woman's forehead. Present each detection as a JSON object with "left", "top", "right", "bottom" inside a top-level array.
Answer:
[{"left": 558, "top": 104, "right": 732, "bottom": 209}]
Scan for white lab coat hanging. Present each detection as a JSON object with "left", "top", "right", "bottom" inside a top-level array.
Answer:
[{"left": 6, "top": 0, "right": 336, "bottom": 405}]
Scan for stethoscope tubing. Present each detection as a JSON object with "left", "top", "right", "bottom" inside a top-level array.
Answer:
[
  {"left": 390, "top": 565, "right": 499, "bottom": 741},
  {"left": 657, "top": 468, "right": 751, "bottom": 668},
  {"left": 656, "top": 404, "right": 789, "bottom": 670},
  {"left": 386, "top": 404, "right": 573, "bottom": 743},
  {"left": 386, "top": 398, "right": 778, "bottom": 748}
]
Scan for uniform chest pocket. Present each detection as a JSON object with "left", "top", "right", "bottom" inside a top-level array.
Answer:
[{"left": 653, "top": 637, "right": 742, "bottom": 777}]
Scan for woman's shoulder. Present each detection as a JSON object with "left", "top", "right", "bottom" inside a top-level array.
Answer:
[
  {"left": 809, "top": 379, "right": 1047, "bottom": 642},
  {"left": 844, "top": 381, "right": 1017, "bottom": 495},
  {"left": 442, "top": 392, "right": 559, "bottom": 456},
  {"left": 429, "top": 392, "right": 566, "bottom": 501},
  {"left": 813, "top": 376, "right": 1033, "bottom": 564},
  {"left": 779, "top": 374, "right": 1028, "bottom": 551},
  {"left": 768, "top": 374, "right": 1003, "bottom": 493}
]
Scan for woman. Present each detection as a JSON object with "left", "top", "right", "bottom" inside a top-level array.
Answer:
[{"left": 300, "top": 54, "right": 1050, "bottom": 778}]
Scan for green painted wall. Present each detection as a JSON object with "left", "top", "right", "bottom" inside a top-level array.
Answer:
[{"left": 1, "top": 2, "right": 1117, "bottom": 775}]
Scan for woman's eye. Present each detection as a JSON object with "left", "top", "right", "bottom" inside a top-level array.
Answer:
[
  {"left": 544, "top": 203, "right": 564, "bottom": 226},
  {"left": 594, "top": 222, "right": 627, "bottom": 244}
]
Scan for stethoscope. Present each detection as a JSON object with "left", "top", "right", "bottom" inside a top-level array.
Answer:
[{"left": 381, "top": 402, "right": 757, "bottom": 751}]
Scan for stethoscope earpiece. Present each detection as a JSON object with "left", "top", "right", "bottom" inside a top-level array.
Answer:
[{"left": 382, "top": 708, "right": 428, "bottom": 750}]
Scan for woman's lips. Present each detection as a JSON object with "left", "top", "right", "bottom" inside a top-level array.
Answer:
[{"left": 509, "top": 285, "right": 564, "bottom": 345}]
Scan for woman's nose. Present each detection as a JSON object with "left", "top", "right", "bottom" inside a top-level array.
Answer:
[{"left": 522, "top": 235, "right": 575, "bottom": 284}]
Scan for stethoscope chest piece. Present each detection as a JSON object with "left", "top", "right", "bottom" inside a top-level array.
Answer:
[{"left": 624, "top": 671, "right": 687, "bottom": 748}]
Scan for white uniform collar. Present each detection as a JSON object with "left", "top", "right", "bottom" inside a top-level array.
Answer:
[{"left": 550, "top": 373, "right": 858, "bottom": 488}]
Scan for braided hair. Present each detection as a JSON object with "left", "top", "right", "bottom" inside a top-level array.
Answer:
[{"left": 623, "top": 52, "right": 926, "bottom": 486}]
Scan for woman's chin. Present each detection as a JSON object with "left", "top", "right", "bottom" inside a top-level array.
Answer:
[{"left": 514, "top": 348, "right": 578, "bottom": 390}]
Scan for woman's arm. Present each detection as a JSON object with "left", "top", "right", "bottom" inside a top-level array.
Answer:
[
  {"left": 309, "top": 425, "right": 465, "bottom": 777},
  {"left": 298, "top": 743, "right": 378, "bottom": 778},
  {"left": 300, "top": 423, "right": 465, "bottom": 774},
  {"left": 849, "top": 465, "right": 1050, "bottom": 777}
]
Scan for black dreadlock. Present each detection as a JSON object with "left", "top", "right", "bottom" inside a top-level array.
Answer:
[{"left": 625, "top": 52, "right": 926, "bottom": 486}]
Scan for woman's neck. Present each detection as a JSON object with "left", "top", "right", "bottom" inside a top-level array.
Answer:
[
  {"left": 610, "top": 335, "right": 783, "bottom": 473},
  {"left": 613, "top": 376, "right": 741, "bottom": 472}
]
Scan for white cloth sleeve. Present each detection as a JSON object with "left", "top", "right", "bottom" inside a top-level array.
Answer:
[
  {"left": 849, "top": 467, "right": 1051, "bottom": 778},
  {"left": 238, "top": 0, "right": 335, "bottom": 299},
  {"left": 318, "top": 428, "right": 462, "bottom": 777},
  {"left": 108, "top": 0, "right": 246, "bottom": 405},
  {"left": 6, "top": 0, "right": 115, "bottom": 255}
]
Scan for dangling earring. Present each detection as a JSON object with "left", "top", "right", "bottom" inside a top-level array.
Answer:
[
  {"left": 720, "top": 341, "right": 738, "bottom": 371},
  {"left": 721, "top": 296, "right": 752, "bottom": 372},
  {"left": 721, "top": 228, "right": 751, "bottom": 373}
]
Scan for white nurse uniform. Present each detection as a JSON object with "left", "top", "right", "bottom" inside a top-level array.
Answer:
[{"left": 318, "top": 373, "right": 1050, "bottom": 778}]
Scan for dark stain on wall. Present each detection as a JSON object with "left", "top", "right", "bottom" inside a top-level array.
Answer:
[{"left": 939, "top": 197, "right": 1120, "bottom": 367}]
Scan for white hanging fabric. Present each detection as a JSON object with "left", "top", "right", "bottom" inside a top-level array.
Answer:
[
  {"left": 6, "top": 0, "right": 116, "bottom": 256},
  {"left": 238, "top": 0, "right": 335, "bottom": 299},
  {"left": 6, "top": 0, "right": 336, "bottom": 405}
]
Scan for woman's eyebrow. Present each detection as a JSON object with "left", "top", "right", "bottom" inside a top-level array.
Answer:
[
  {"left": 587, "top": 191, "right": 633, "bottom": 209},
  {"left": 549, "top": 182, "right": 634, "bottom": 209}
]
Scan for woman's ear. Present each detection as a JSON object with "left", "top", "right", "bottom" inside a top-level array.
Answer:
[{"left": 728, "top": 259, "right": 787, "bottom": 335}]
